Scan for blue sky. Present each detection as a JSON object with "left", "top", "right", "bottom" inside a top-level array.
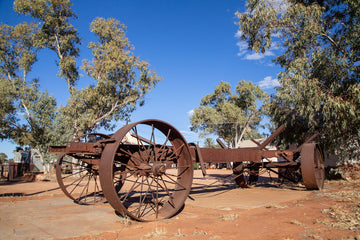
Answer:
[{"left": 0, "top": 0, "right": 282, "bottom": 159}]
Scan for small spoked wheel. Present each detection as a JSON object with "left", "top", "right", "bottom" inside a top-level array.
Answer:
[
  {"left": 99, "top": 119, "right": 193, "bottom": 221},
  {"left": 300, "top": 143, "right": 325, "bottom": 190},
  {"left": 233, "top": 162, "right": 259, "bottom": 188},
  {"left": 55, "top": 133, "right": 110, "bottom": 204}
]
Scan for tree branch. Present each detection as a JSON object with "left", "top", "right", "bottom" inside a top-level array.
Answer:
[
  {"left": 319, "top": 33, "right": 347, "bottom": 56},
  {"left": 236, "top": 112, "right": 254, "bottom": 147},
  {"left": 94, "top": 100, "right": 120, "bottom": 124}
]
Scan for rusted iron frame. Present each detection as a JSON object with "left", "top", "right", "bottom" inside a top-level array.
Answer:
[
  {"left": 191, "top": 125, "right": 287, "bottom": 164},
  {"left": 191, "top": 126, "right": 319, "bottom": 168},
  {"left": 49, "top": 132, "right": 114, "bottom": 154},
  {"left": 49, "top": 142, "right": 102, "bottom": 154},
  {"left": 50, "top": 142, "right": 176, "bottom": 166},
  {"left": 49, "top": 125, "right": 319, "bottom": 173},
  {"left": 192, "top": 148, "right": 297, "bottom": 163}
]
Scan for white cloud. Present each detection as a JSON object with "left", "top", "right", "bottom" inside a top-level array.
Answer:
[
  {"left": 235, "top": 26, "right": 283, "bottom": 61},
  {"left": 271, "top": 0, "right": 290, "bottom": 13},
  {"left": 259, "top": 76, "right": 280, "bottom": 89},
  {"left": 237, "top": 41, "right": 278, "bottom": 60},
  {"left": 180, "top": 130, "right": 196, "bottom": 135},
  {"left": 236, "top": 40, "right": 278, "bottom": 60},
  {"left": 187, "top": 109, "right": 194, "bottom": 116},
  {"left": 236, "top": 41, "right": 248, "bottom": 57},
  {"left": 243, "top": 52, "right": 264, "bottom": 60},
  {"left": 234, "top": 30, "right": 243, "bottom": 38},
  {"left": 244, "top": 51, "right": 275, "bottom": 60}
]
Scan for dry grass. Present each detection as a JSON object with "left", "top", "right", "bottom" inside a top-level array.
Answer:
[
  {"left": 319, "top": 206, "right": 360, "bottom": 231},
  {"left": 265, "top": 204, "right": 288, "bottom": 209},
  {"left": 193, "top": 230, "right": 208, "bottom": 236},
  {"left": 290, "top": 219, "right": 305, "bottom": 227},
  {"left": 209, "top": 236, "right": 221, "bottom": 239},
  {"left": 220, "top": 213, "right": 239, "bottom": 221},
  {"left": 174, "top": 229, "right": 186, "bottom": 237},
  {"left": 339, "top": 236, "right": 360, "bottom": 240},
  {"left": 117, "top": 216, "right": 132, "bottom": 226},
  {"left": 144, "top": 227, "right": 167, "bottom": 239},
  {"left": 316, "top": 179, "right": 360, "bottom": 231}
]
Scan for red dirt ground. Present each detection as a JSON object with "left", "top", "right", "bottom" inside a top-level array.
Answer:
[{"left": 0, "top": 169, "right": 359, "bottom": 240}]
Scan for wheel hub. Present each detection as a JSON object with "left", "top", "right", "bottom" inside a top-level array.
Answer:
[
  {"left": 136, "top": 163, "right": 166, "bottom": 176},
  {"left": 152, "top": 163, "right": 166, "bottom": 176}
]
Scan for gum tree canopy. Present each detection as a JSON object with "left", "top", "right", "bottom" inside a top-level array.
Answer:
[
  {"left": 0, "top": 21, "right": 57, "bottom": 158},
  {"left": 190, "top": 80, "right": 268, "bottom": 148},
  {"left": 13, "top": 0, "right": 162, "bottom": 137},
  {"left": 68, "top": 17, "right": 162, "bottom": 134},
  {"left": 236, "top": 0, "right": 360, "bottom": 160},
  {"left": 1, "top": 0, "right": 162, "bottom": 161}
]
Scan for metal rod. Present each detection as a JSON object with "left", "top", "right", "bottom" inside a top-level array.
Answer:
[
  {"left": 265, "top": 167, "right": 298, "bottom": 184},
  {"left": 258, "top": 125, "right": 285, "bottom": 150},
  {"left": 216, "top": 138, "right": 227, "bottom": 149},
  {"left": 294, "top": 132, "right": 319, "bottom": 152}
]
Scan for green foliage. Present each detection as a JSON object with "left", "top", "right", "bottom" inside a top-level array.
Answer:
[
  {"left": 203, "top": 138, "right": 220, "bottom": 148},
  {"left": 190, "top": 80, "right": 268, "bottom": 148},
  {"left": 61, "top": 17, "right": 162, "bottom": 134},
  {"left": 0, "top": 19, "right": 58, "bottom": 160},
  {"left": 236, "top": 0, "right": 360, "bottom": 159},
  {"left": 14, "top": 0, "right": 80, "bottom": 91},
  {"left": 12, "top": 2, "right": 162, "bottom": 138},
  {"left": 0, "top": 22, "right": 41, "bottom": 78},
  {"left": 0, "top": 78, "right": 18, "bottom": 140},
  {"left": 0, "top": 152, "right": 8, "bottom": 163},
  {"left": 1, "top": 0, "right": 162, "bottom": 163}
]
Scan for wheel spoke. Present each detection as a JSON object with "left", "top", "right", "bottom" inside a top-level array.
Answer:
[
  {"left": 79, "top": 174, "right": 91, "bottom": 203},
  {"left": 131, "top": 126, "right": 148, "bottom": 162},
  {"left": 61, "top": 167, "right": 88, "bottom": 180},
  {"left": 117, "top": 147, "right": 144, "bottom": 165},
  {"left": 162, "top": 173, "right": 187, "bottom": 191},
  {"left": 57, "top": 159, "right": 105, "bottom": 204},
  {"left": 67, "top": 172, "right": 90, "bottom": 195},
  {"left": 61, "top": 158, "right": 84, "bottom": 166},
  {"left": 137, "top": 176, "right": 145, "bottom": 217},
  {"left": 158, "top": 175, "right": 175, "bottom": 207},
  {"left": 139, "top": 177, "right": 156, "bottom": 218},
  {"left": 120, "top": 175, "right": 142, "bottom": 203},
  {"left": 93, "top": 175, "right": 101, "bottom": 203},
  {"left": 167, "top": 143, "right": 185, "bottom": 161},
  {"left": 157, "top": 129, "right": 171, "bottom": 161}
]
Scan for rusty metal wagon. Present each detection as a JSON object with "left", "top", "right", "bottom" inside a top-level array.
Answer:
[{"left": 49, "top": 119, "right": 325, "bottom": 222}]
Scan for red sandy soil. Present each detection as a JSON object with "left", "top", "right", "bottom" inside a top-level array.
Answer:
[{"left": 0, "top": 169, "right": 359, "bottom": 240}]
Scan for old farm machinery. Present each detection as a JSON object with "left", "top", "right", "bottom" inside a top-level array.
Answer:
[{"left": 49, "top": 119, "right": 325, "bottom": 222}]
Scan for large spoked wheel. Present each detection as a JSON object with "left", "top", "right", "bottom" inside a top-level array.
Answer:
[
  {"left": 56, "top": 133, "right": 110, "bottom": 204},
  {"left": 300, "top": 143, "right": 325, "bottom": 190},
  {"left": 99, "top": 119, "right": 194, "bottom": 222}
]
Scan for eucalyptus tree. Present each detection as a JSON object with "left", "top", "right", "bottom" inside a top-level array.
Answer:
[
  {"left": 14, "top": 0, "right": 80, "bottom": 92},
  {"left": 190, "top": 80, "right": 268, "bottom": 148},
  {"left": 14, "top": 1, "right": 162, "bottom": 137},
  {"left": 204, "top": 138, "right": 218, "bottom": 148},
  {"left": 0, "top": 153, "right": 8, "bottom": 163},
  {"left": 13, "top": 0, "right": 81, "bottom": 140},
  {"left": 61, "top": 17, "right": 162, "bottom": 135},
  {"left": 236, "top": 0, "right": 360, "bottom": 160},
  {"left": 1, "top": 0, "right": 162, "bottom": 170},
  {"left": 0, "top": 22, "right": 57, "bottom": 159}
]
